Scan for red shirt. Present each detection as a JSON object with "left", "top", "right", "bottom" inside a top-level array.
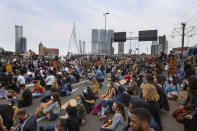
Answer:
[{"left": 125, "top": 75, "right": 131, "bottom": 83}]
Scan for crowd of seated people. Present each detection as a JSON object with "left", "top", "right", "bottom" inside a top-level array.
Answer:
[{"left": 1, "top": 53, "right": 197, "bottom": 131}]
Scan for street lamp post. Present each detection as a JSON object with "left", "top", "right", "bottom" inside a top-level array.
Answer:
[
  {"left": 103, "top": 12, "right": 110, "bottom": 62},
  {"left": 129, "top": 32, "right": 133, "bottom": 54}
]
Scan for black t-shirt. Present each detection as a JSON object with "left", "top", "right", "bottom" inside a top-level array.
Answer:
[
  {"left": 0, "top": 104, "right": 13, "bottom": 129},
  {"left": 22, "top": 88, "right": 33, "bottom": 106}
]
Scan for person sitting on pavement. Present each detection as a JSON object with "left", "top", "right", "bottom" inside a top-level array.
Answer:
[
  {"left": 163, "top": 75, "right": 180, "bottom": 100},
  {"left": 75, "top": 95, "right": 86, "bottom": 125},
  {"left": 0, "top": 104, "right": 14, "bottom": 130},
  {"left": 0, "top": 115, "right": 7, "bottom": 131},
  {"left": 127, "top": 76, "right": 139, "bottom": 96},
  {"left": 59, "top": 79, "right": 71, "bottom": 97},
  {"left": 19, "top": 84, "right": 33, "bottom": 107},
  {"left": 142, "top": 83, "right": 163, "bottom": 130},
  {"left": 91, "top": 78, "right": 100, "bottom": 99},
  {"left": 99, "top": 80, "right": 117, "bottom": 117},
  {"left": 127, "top": 97, "right": 161, "bottom": 131},
  {"left": 184, "top": 106, "right": 197, "bottom": 131},
  {"left": 82, "top": 86, "right": 96, "bottom": 113},
  {"left": 45, "top": 71, "right": 55, "bottom": 90},
  {"left": 7, "top": 90, "right": 21, "bottom": 124},
  {"left": 0, "top": 82, "right": 7, "bottom": 99},
  {"left": 12, "top": 108, "right": 37, "bottom": 131},
  {"left": 130, "top": 108, "right": 154, "bottom": 131},
  {"left": 100, "top": 101, "right": 127, "bottom": 131},
  {"left": 173, "top": 76, "right": 197, "bottom": 123},
  {"left": 32, "top": 80, "right": 45, "bottom": 98},
  {"left": 39, "top": 118, "right": 68, "bottom": 131},
  {"left": 35, "top": 92, "right": 61, "bottom": 120},
  {"left": 17, "top": 72, "right": 26, "bottom": 87}
]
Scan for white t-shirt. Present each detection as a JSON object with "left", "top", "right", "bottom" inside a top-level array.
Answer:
[
  {"left": 17, "top": 75, "right": 25, "bottom": 85},
  {"left": 45, "top": 75, "right": 55, "bottom": 86},
  {"left": 27, "top": 71, "right": 32, "bottom": 76}
]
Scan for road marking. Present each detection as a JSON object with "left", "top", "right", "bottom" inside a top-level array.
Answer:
[
  {"left": 26, "top": 84, "right": 34, "bottom": 87},
  {"left": 37, "top": 116, "right": 45, "bottom": 122},
  {"left": 71, "top": 88, "right": 79, "bottom": 93},
  {"left": 37, "top": 80, "right": 88, "bottom": 122},
  {"left": 72, "top": 80, "right": 89, "bottom": 87}
]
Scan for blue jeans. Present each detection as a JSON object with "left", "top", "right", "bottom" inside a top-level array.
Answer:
[
  {"left": 62, "top": 84, "right": 71, "bottom": 95},
  {"left": 70, "top": 77, "right": 77, "bottom": 83},
  {"left": 44, "top": 124, "right": 56, "bottom": 131},
  {"left": 32, "top": 93, "right": 45, "bottom": 98},
  {"left": 88, "top": 103, "right": 95, "bottom": 112}
]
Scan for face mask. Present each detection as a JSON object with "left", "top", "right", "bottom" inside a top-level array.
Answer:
[
  {"left": 169, "top": 78, "right": 173, "bottom": 82},
  {"left": 77, "top": 102, "right": 81, "bottom": 105},
  {"left": 154, "top": 79, "right": 157, "bottom": 82},
  {"left": 51, "top": 96, "right": 54, "bottom": 100},
  {"left": 83, "top": 90, "right": 87, "bottom": 94},
  {"left": 107, "top": 84, "right": 110, "bottom": 87},
  {"left": 128, "top": 111, "right": 131, "bottom": 116},
  {"left": 7, "top": 95, "right": 12, "bottom": 99}
]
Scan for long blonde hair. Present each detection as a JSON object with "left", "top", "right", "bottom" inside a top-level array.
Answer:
[
  {"left": 142, "top": 84, "right": 159, "bottom": 102},
  {"left": 92, "top": 78, "right": 100, "bottom": 88}
]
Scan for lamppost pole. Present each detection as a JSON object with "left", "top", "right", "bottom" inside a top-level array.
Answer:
[{"left": 103, "top": 12, "right": 110, "bottom": 62}]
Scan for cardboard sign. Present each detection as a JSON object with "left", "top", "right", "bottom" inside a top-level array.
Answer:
[{"left": 61, "top": 99, "right": 77, "bottom": 109}]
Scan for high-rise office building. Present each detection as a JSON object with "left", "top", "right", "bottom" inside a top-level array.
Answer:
[
  {"left": 21, "top": 37, "right": 27, "bottom": 54},
  {"left": 92, "top": 29, "right": 99, "bottom": 54},
  {"left": 91, "top": 29, "right": 114, "bottom": 54},
  {"left": 99, "top": 29, "right": 106, "bottom": 54},
  {"left": 15, "top": 25, "right": 27, "bottom": 54},
  {"left": 106, "top": 30, "right": 114, "bottom": 54},
  {"left": 83, "top": 41, "right": 86, "bottom": 54},
  {"left": 15, "top": 25, "right": 23, "bottom": 53}
]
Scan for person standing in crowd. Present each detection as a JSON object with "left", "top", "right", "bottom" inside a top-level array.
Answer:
[
  {"left": 176, "top": 64, "right": 184, "bottom": 87},
  {"left": 101, "top": 101, "right": 126, "bottom": 131},
  {"left": 12, "top": 108, "right": 37, "bottom": 131},
  {"left": 130, "top": 108, "right": 154, "bottom": 131},
  {"left": 95, "top": 66, "right": 104, "bottom": 87},
  {"left": 19, "top": 84, "right": 33, "bottom": 107}
]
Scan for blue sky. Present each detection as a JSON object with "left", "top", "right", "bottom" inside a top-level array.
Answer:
[{"left": 0, "top": 0, "right": 197, "bottom": 55}]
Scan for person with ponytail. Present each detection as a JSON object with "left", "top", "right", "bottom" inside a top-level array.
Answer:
[
  {"left": 35, "top": 92, "right": 61, "bottom": 120},
  {"left": 101, "top": 101, "right": 126, "bottom": 131}
]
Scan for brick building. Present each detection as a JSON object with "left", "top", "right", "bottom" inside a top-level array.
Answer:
[{"left": 39, "top": 42, "right": 59, "bottom": 57}]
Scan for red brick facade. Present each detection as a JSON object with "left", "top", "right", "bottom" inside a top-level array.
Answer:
[{"left": 39, "top": 42, "right": 59, "bottom": 56}]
